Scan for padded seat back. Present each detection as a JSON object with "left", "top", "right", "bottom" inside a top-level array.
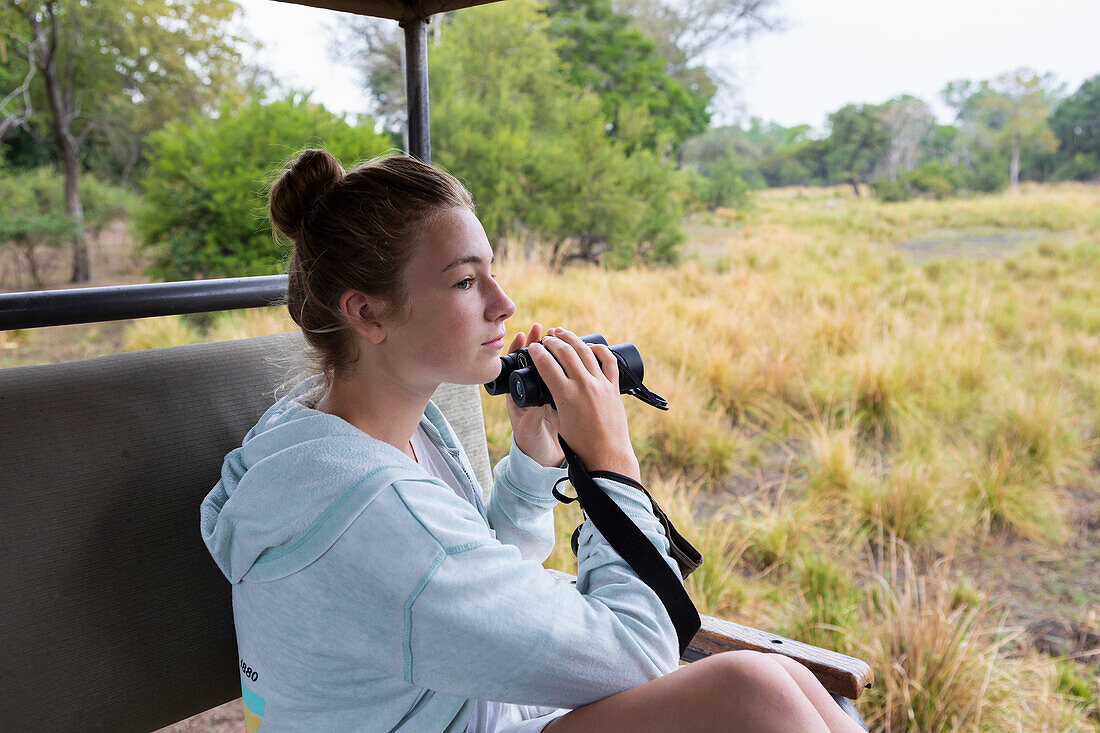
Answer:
[{"left": 0, "top": 332, "right": 492, "bottom": 731}]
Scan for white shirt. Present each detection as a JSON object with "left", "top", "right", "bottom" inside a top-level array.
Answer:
[{"left": 409, "top": 424, "right": 468, "bottom": 502}]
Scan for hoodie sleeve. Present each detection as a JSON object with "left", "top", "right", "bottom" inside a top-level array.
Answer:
[
  {"left": 325, "top": 473, "right": 683, "bottom": 710},
  {"left": 486, "top": 436, "right": 567, "bottom": 563}
]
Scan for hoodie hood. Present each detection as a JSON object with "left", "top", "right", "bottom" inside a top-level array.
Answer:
[{"left": 200, "top": 376, "right": 481, "bottom": 584}]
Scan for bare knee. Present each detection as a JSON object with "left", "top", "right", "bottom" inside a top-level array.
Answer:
[
  {"left": 768, "top": 652, "right": 814, "bottom": 681},
  {"left": 698, "top": 650, "right": 802, "bottom": 697},
  {"left": 691, "top": 651, "right": 830, "bottom": 731}
]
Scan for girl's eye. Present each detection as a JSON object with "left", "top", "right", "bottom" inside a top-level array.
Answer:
[{"left": 454, "top": 277, "right": 474, "bottom": 290}]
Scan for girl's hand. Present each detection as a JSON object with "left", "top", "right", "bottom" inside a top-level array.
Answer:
[
  {"left": 527, "top": 328, "right": 640, "bottom": 481},
  {"left": 506, "top": 323, "right": 565, "bottom": 468}
]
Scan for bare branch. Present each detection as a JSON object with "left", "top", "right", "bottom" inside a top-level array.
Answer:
[
  {"left": 6, "top": 25, "right": 34, "bottom": 61},
  {"left": 0, "top": 62, "right": 37, "bottom": 140},
  {"left": 616, "top": 0, "right": 783, "bottom": 72}
]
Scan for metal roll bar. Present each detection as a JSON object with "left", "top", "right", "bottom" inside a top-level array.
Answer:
[{"left": 0, "top": 277, "right": 289, "bottom": 331}]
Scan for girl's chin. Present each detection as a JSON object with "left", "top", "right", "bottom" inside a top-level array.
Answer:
[
  {"left": 479, "top": 362, "right": 505, "bottom": 385},
  {"left": 457, "top": 358, "right": 504, "bottom": 387}
]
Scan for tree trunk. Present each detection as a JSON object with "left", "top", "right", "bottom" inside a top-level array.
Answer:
[
  {"left": 549, "top": 239, "right": 563, "bottom": 274},
  {"left": 1009, "top": 138, "right": 1021, "bottom": 194},
  {"left": 59, "top": 139, "right": 88, "bottom": 282},
  {"left": 849, "top": 177, "right": 861, "bottom": 198},
  {"left": 17, "top": 240, "right": 45, "bottom": 288},
  {"left": 34, "top": 4, "right": 90, "bottom": 282}
]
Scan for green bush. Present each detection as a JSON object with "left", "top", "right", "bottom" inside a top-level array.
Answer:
[
  {"left": 871, "top": 179, "right": 910, "bottom": 203},
  {"left": 873, "top": 162, "right": 972, "bottom": 202},
  {"left": 689, "top": 149, "right": 752, "bottom": 211},
  {"left": 0, "top": 167, "right": 136, "bottom": 285},
  {"left": 906, "top": 161, "right": 966, "bottom": 199},
  {"left": 81, "top": 174, "right": 138, "bottom": 232},
  {"left": 961, "top": 147, "right": 1010, "bottom": 193},
  {"left": 1053, "top": 153, "right": 1100, "bottom": 182},
  {"left": 135, "top": 95, "right": 394, "bottom": 280},
  {"left": 0, "top": 168, "right": 78, "bottom": 255}
]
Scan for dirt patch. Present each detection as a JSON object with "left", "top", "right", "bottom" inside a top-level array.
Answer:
[
  {"left": 682, "top": 217, "right": 744, "bottom": 267},
  {"left": 894, "top": 227, "right": 1073, "bottom": 262},
  {"left": 954, "top": 484, "right": 1100, "bottom": 664}
]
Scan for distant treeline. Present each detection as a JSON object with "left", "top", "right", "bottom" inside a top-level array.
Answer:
[{"left": 684, "top": 71, "right": 1100, "bottom": 207}]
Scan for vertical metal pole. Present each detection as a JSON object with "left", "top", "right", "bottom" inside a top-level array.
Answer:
[{"left": 400, "top": 11, "right": 430, "bottom": 164}]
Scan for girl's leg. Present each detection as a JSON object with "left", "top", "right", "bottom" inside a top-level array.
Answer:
[
  {"left": 543, "top": 650, "right": 849, "bottom": 733},
  {"left": 767, "top": 654, "right": 866, "bottom": 732}
]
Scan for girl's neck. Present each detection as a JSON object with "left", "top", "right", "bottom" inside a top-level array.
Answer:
[{"left": 315, "top": 366, "right": 435, "bottom": 462}]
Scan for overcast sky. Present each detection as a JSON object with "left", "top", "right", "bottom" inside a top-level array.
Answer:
[{"left": 237, "top": 0, "right": 1100, "bottom": 133}]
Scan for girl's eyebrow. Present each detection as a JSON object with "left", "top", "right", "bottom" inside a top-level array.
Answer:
[{"left": 441, "top": 254, "right": 495, "bottom": 273}]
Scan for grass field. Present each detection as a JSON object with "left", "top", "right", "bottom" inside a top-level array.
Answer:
[{"left": 6, "top": 183, "right": 1099, "bottom": 731}]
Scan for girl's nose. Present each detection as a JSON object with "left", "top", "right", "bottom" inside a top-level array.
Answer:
[{"left": 488, "top": 277, "right": 515, "bottom": 321}]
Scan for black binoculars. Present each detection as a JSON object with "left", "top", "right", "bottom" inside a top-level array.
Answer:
[{"left": 484, "top": 333, "right": 667, "bottom": 411}]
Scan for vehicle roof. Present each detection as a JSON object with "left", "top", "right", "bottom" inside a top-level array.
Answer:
[{"left": 273, "top": 0, "right": 506, "bottom": 21}]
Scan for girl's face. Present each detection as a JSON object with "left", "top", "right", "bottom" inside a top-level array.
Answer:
[{"left": 380, "top": 207, "right": 516, "bottom": 388}]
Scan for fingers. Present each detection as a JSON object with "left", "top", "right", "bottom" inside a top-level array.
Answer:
[
  {"left": 550, "top": 329, "right": 602, "bottom": 378},
  {"left": 539, "top": 332, "right": 590, "bottom": 382},
  {"left": 591, "top": 343, "right": 619, "bottom": 385},
  {"left": 509, "top": 323, "right": 544, "bottom": 354},
  {"left": 527, "top": 341, "right": 566, "bottom": 389},
  {"left": 508, "top": 332, "right": 525, "bottom": 354},
  {"left": 528, "top": 327, "right": 619, "bottom": 401}
]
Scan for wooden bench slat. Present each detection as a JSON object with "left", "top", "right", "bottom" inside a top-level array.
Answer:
[{"left": 685, "top": 614, "right": 873, "bottom": 700}]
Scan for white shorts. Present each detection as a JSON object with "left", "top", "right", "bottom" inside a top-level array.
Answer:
[{"left": 465, "top": 699, "right": 571, "bottom": 733}]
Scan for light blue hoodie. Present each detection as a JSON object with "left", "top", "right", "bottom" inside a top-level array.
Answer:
[{"left": 200, "top": 376, "right": 681, "bottom": 732}]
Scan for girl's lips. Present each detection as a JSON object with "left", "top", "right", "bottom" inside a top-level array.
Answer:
[{"left": 483, "top": 336, "right": 505, "bottom": 349}]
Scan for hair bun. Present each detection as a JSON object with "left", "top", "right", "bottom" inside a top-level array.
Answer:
[{"left": 269, "top": 148, "right": 346, "bottom": 241}]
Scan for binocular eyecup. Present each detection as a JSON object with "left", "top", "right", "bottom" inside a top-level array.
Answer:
[{"left": 484, "top": 333, "right": 666, "bottom": 411}]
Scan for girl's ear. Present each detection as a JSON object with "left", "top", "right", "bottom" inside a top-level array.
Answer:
[{"left": 338, "top": 289, "right": 388, "bottom": 344}]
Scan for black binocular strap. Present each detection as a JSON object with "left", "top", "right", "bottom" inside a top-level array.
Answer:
[{"left": 556, "top": 436, "right": 701, "bottom": 657}]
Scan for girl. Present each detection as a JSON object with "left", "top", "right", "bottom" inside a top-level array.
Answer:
[{"left": 200, "top": 150, "right": 863, "bottom": 733}]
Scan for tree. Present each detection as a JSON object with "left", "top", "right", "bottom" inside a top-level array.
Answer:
[
  {"left": 1050, "top": 74, "right": 1100, "bottom": 180},
  {"left": 740, "top": 119, "right": 817, "bottom": 186},
  {"left": 541, "top": 0, "right": 710, "bottom": 154},
  {"left": 822, "top": 104, "right": 890, "bottom": 196},
  {"left": 919, "top": 123, "right": 960, "bottom": 165},
  {"left": 944, "top": 69, "right": 1060, "bottom": 192},
  {"left": 874, "top": 95, "right": 935, "bottom": 182},
  {"left": 427, "top": 0, "right": 686, "bottom": 268},
  {"left": 136, "top": 95, "right": 394, "bottom": 280},
  {"left": 334, "top": 0, "right": 711, "bottom": 158},
  {"left": 328, "top": 15, "right": 408, "bottom": 135},
  {"left": 0, "top": 0, "right": 246, "bottom": 282},
  {"left": 612, "top": 0, "right": 782, "bottom": 102}
]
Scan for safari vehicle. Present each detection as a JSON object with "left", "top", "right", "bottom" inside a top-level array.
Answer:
[{"left": 0, "top": 1, "right": 872, "bottom": 729}]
